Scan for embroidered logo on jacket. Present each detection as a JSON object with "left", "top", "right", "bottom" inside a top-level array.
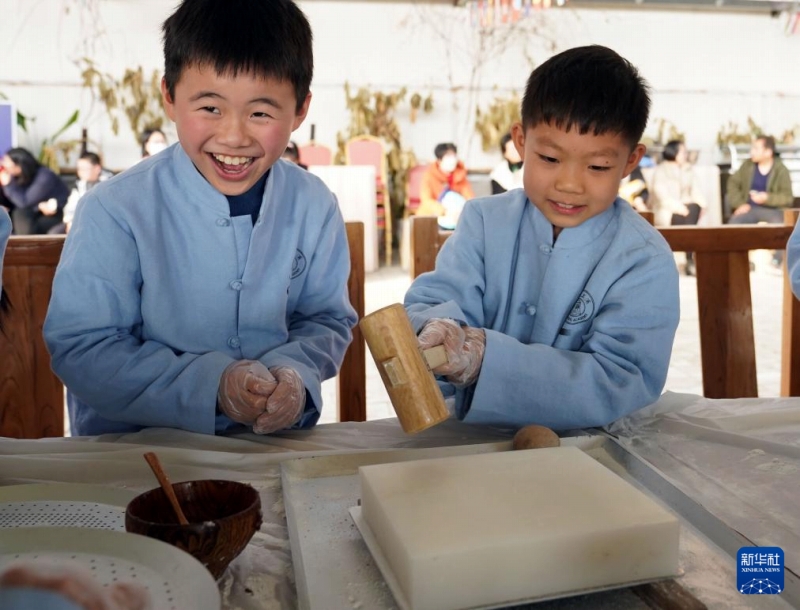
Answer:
[
  {"left": 291, "top": 250, "right": 307, "bottom": 279},
  {"left": 566, "top": 290, "right": 594, "bottom": 324}
]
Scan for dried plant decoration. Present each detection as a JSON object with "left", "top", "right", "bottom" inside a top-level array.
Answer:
[{"left": 79, "top": 59, "right": 166, "bottom": 144}]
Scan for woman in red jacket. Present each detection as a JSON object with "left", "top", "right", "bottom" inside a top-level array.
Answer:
[{"left": 418, "top": 143, "right": 474, "bottom": 228}]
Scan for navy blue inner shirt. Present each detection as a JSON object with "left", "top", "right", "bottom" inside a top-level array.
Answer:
[{"left": 226, "top": 170, "right": 268, "bottom": 225}]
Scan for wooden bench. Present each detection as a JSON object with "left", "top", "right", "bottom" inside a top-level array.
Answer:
[
  {"left": 0, "top": 235, "right": 66, "bottom": 438},
  {"left": 0, "top": 222, "right": 368, "bottom": 438},
  {"left": 409, "top": 212, "right": 800, "bottom": 399}
]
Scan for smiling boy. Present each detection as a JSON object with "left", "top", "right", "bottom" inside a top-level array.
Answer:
[
  {"left": 44, "top": 0, "right": 357, "bottom": 436},
  {"left": 405, "top": 45, "right": 680, "bottom": 430}
]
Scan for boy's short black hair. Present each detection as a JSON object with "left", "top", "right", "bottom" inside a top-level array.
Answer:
[
  {"left": 162, "top": 0, "right": 313, "bottom": 112},
  {"left": 521, "top": 45, "right": 650, "bottom": 149},
  {"left": 434, "top": 143, "right": 457, "bottom": 160},
  {"left": 661, "top": 140, "right": 683, "bottom": 162}
]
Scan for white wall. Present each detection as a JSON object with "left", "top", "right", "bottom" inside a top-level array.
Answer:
[{"left": 2, "top": 0, "right": 799, "bottom": 170}]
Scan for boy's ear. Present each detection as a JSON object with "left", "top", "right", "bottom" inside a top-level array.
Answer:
[
  {"left": 510, "top": 122, "right": 526, "bottom": 160},
  {"left": 292, "top": 93, "right": 312, "bottom": 131},
  {"left": 623, "top": 144, "right": 647, "bottom": 177},
  {"left": 161, "top": 77, "right": 176, "bottom": 122}
]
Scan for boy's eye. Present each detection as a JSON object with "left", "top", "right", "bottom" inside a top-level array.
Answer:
[
  {"left": 537, "top": 154, "right": 558, "bottom": 164},
  {"left": 252, "top": 112, "right": 273, "bottom": 119},
  {"left": 589, "top": 165, "right": 611, "bottom": 172},
  {"left": 201, "top": 106, "right": 220, "bottom": 114}
]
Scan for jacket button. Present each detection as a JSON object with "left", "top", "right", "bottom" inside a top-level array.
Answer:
[
  {"left": 228, "top": 336, "right": 241, "bottom": 348},
  {"left": 216, "top": 218, "right": 231, "bottom": 227},
  {"left": 525, "top": 305, "right": 537, "bottom": 316},
  {"left": 539, "top": 244, "right": 551, "bottom": 254},
  {"left": 230, "top": 280, "right": 243, "bottom": 291}
]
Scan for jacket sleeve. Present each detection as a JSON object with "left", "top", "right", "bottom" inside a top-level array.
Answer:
[
  {"left": 255, "top": 204, "right": 357, "bottom": 428},
  {"left": 2, "top": 168, "right": 68, "bottom": 209},
  {"left": 405, "top": 201, "right": 487, "bottom": 330},
  {"left": 726, "top": 163, "right": 749, "bottom": 210},
  {"left": 419, "top": 168, "right": 445, "bottom": 217},
  {"left": 690, "top": 170, "right": 707, "bottom": 208},
  {"left": 766, "top": 163, "right": 795, "bottom": 208},
  {"left": 790, "top": 221, "right": 800, "bottom": 299},
  {"left": 44, "top": 194, "right": 235, "bottom": 435},
  {"left": 464, "top": 249, "right": 679, "bottom": 430}
]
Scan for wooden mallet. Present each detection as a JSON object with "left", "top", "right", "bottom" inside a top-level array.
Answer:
[{"left": 360, "top": 303, "right": 450, "bottom": 434}]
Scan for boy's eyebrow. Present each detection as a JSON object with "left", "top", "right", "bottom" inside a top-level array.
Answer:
[
  {"left": 538, "top": 137, "right": 621, "bottom": 158},
  {"left": 189, "top": 91, "right": 284, "bottom": 110}
]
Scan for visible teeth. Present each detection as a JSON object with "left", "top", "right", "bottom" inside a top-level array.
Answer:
[{"left": 213, "top": 154, "right": 250, "bottom": 166}]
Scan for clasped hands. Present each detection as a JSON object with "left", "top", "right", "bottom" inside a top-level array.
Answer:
[
  {"left": 417, "top": 318, "right": 485, "bottom": 387},
  {"left": 217, "top": 361, "right": 305, "bottom": 434}
]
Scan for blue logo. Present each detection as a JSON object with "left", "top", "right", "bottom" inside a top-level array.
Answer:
[
  {"left": 291, "top": 250, "right": 307, "bottom": 279},
  {"left": 738, "top": 546, "right": 783, "bottom": 594}
]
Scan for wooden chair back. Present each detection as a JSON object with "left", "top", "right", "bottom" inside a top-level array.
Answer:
[
  {"left": 410, "top": 213, "right": 800, "bottom": 399},
  {"left": 338, "top": 221, "right": 366, "bottom": 421},
  {"left": 658, "top": 219, "right": 798, "bottom": 398},
  {"left": 298, "top": 142, "right": 333, "bottom": 166},
  {"left": 0, "top": 235, "right": 66, "bottom": 438},
  {"left": 345, "top": 135, "right": 388, "bottom": 184}
]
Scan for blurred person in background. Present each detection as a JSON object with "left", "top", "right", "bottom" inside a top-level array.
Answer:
[
  {"left": 726, "top": 135, "right": 794, "bottom": 267},
  {"left": 50, "top": 151, "right": 114, "bottom": 234},
  {"left": 419, "top": 142, "right": 474, "bottom": 229},
  {"left": 650, "top": 140, "right": 705, "bottom": 275},
  {"left": 140, "top": 128, "right": 169, "bottom": 158},
  {"left": 490, "top": 133, "right": 524, "bottom": 194},
  {"left": 618, "top": 164, "right": 650, "bottom": 212},
  {"left": 282, "top": 141, "right": 308, "bottom": 169},
  {"left": 0, "top": 147, "right": 69, "bottom": 235}
]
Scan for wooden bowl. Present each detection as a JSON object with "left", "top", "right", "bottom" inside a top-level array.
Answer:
[{"left": 125, "top": 479, "right": 262, "bottom": 580}]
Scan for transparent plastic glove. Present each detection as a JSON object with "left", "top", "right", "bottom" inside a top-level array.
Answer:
[
  {"left": 417, "top": 319, "right": 485, "bottom": 387},
  {"left": 0, "top": 562, "right": 152, "bottom": 610},
  {"left": 217, "top": 360, "right": 278, "bottom": 425},
  {"left": 252, "top": 366, "right": 306, "bottom": 435}
]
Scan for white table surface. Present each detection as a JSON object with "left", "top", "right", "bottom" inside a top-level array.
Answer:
[
  {"left": 1, "top": 394, "right": 798, "bottom": 609},
  {"left": 309, "top": 165, "right": 378, "bottom": 272}
]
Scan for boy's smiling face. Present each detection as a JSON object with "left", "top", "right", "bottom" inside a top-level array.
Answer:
[
  {"left": 511, "top": 122, "right": 644, "bottom": 237},
  {"left": 162, "top": 64, "right": 310, "bottom": 196}
]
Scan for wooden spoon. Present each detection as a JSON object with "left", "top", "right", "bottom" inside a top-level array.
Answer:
[{"left": 143, "top": 451, "right": 189, "bottom": 525}]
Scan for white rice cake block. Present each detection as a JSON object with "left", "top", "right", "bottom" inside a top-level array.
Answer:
[{"left": 359, "top": 446, "right": 679, "bottom": 610}]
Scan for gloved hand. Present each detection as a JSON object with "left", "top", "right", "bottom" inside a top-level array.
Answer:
[
  {"left": 217, "top": 360, "right": 277, "bottom": 425},
  {"left": 0, "top": 562, "right": 152, "bottom": 610},
  {"left": 417, "top": 319, "right": 486, "bottom": 387},
  {"left": 253, "top": 366, "right": 306, "bottom": 435}
]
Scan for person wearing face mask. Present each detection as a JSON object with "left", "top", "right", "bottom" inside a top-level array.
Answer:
[
  {"left": 139, "top": 128, "right": 169, "bottom": 158},
  {"left": 490, "top": 133, "right": 524, "bottom": 194},
  {"left": 418, "top": 143, "right": 475, "bottom": 229}
]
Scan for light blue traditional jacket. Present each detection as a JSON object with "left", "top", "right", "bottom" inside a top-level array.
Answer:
[
  {"left": 789, "top": 221, "right": 800, "bottom": 298},
  {"left": 0, "top": 207, "right": 9, "bottom": 279},
  {"left": 44, "top": 145, "right": 356, "bottom": 436},
  {"left": 405, "top": 190, "right": 680, "bottom": 430}
]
